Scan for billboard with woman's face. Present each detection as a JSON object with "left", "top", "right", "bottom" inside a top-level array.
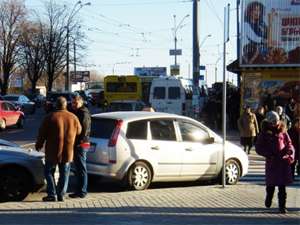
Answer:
[{"left": 240, "top": 0, "right": 300, "bottom": 67}]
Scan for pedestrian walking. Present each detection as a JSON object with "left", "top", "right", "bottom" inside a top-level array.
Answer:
[
  {"left": 255, "top": 111, "right": 295, "bottom": 214},
  {"left": 238, "top": 105, "right": 259, "bottom": 154},
  {"left": 276, "top": 105, "right": 291, "bottom": 129},
  {"left": 285, "top": 98, "right": 296, "bottom": 122},
  {"left": 255, "top": 105, "right": 265, "bottom": 131},
  {"left": 288, "top": 117, "right": 300, "bottom": 179},
  {"left": 36, "top": 97, "right": 82, "bottom": 202},
  {"left": 69, "top": 95, "right": 91, "bottom": 199}
]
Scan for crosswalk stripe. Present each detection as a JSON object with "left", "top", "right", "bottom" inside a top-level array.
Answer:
[{"left": 241, "top": 155, "right": 300, "bottom": 187}]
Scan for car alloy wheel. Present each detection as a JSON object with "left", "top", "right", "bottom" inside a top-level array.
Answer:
[
  {"left": 128, "top": 162, "right": 152, "bottom": 190},
  {"left": 0, "top": 119, "right": 6, "bottom": 130},
  {"left": 225, "top": 159, "right": 241, "bottom": 185},
  {"left": 0, "top": 168, "right": 31, "bottom": 202}
]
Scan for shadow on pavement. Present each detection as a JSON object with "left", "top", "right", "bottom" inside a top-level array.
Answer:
[{"left": 0, "top": 206, "right": 299, "bottom": 225}]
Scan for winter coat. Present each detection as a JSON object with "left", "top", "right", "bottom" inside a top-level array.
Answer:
[
  {"left": 288, "top": 127, "right": 300, "bottom": 161},
  {"left": 255, "top": 121, "right": 295, "bottom": 186},
  {"left": 36, "top": 110, "right": 82, "bottom": 163},
  {"left": 238, "top": 111, "right": 259, "bottom": 137},
  {"left": 72, "top": 106, "right": 91, "bottom": 145}
]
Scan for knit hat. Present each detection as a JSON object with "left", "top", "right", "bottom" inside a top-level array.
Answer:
[{"left": 265, "top": 111, "right": 280, "bottom": 125}]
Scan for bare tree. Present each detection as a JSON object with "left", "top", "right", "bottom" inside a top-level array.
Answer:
[
  {"left": 38, "top": 0, "right": 85, "bottom": 92},
  {"left": 38, "top": 1, "right": 67, "bottom": 92},
  {"left": 0, "top": 0, "right": 26, "bottom": 95},
  {"left": 19, "top": 22, "right": 45, "bottom": 94}
]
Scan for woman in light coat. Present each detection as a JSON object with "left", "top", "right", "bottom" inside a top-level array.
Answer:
[{"left": 238, "top": 106, "right": 259, "bottom": 154}]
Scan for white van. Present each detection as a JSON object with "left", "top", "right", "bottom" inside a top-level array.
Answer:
[{"left": 149, "top": 76, "right": 199, "bottom": 118}]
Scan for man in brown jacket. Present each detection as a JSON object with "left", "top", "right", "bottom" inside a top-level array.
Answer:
[{"left": 36, "top": 97, "right": 82, "bottom": 202}]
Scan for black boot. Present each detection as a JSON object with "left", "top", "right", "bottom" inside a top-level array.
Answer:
[
  {"left": 278, "top": 186, "right": 287, "bottom": 214},
  {"left": 265, "top": 186, "right": 274, "bottom": 208}
]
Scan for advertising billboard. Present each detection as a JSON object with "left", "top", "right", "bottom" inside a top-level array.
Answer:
[
  {"left": 134, "top": 67, "right": 167, "bottom": 77},
  {"left": 71, "top": 71, "right": 90, "bottom": 83},
  {"left": 240, "top": 0, "right": 300, "bottom": 67}
]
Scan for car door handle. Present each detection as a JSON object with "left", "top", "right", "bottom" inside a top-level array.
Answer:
[
  {"left": 185, "top": 148, "right": 193, "bottom": 151},
  {"left": 151, "top": 146, "right": 160, "bottom": 150}
]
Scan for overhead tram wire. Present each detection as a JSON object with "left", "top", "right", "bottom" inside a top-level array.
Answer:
[
  {"left": 80, "top": 11, "right": 175, "bottom": 45},
  {"left": 203, "top": 0, "right": 223, "bottom": 26},
  {"left": 95, "top": 0, "right": 188, "bottom": 7}
]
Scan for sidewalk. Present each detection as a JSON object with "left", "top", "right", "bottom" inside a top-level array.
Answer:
[{"left": 0, "top": 182, "right": 299, "bottom": 225}]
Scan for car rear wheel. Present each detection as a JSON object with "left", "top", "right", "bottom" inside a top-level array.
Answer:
[
  {"left": 17, "top": 116, "right": 25, "bottom": 128},
  {"left": 0, "top": 168, "right": 31, "bottom": 202},
  {"left": 225, "top": 159, "right": 241, "bottom": 185},
  {"left": 0, "top": 119, "right": 6, "bottom": 130},
  {"left": 127, "top": 162, "right": 152, "bottom": 190}
]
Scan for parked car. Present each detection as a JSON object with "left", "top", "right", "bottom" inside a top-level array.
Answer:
[
  {"left": 3, "top": 94, "right": 35, "bottom": 114},
  {"left": 87, "top": 112, "right": 249, "bottom": 190},
  {"left": 0, "top": 101, "right": 25, "bottom": 130},
  {"left": 107, "top": 100, "right": 145, "bottom": 112},
  {"left": 74, "top": 90, "right": 89, "bottom": 106},
  {"left": 44, "top": 92, "right": 75, "bottom": 113},
  {"left": 27, "top": 93, "right": 46, "bottom": 108},
  {"left": 0, "top": 139, "right": 45, "bottom": 202}
]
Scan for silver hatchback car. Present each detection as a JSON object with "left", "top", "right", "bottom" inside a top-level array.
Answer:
[
  {"left": 87, "top": 112, "right": 248, "bottom": 190},
  {"left": 0, "top": 140, "right": 45, "bottom": 202}
]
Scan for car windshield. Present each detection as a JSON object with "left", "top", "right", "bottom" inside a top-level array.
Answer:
[
  {"left": 3, "top": 96, "right": 18, "bottom": 101},
  {"left": 110, "top": 103, "right": 133, "bottom": 111}
]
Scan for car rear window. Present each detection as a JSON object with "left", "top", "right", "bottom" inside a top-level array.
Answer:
[
  {"left": 168, "top": 87, "right": 180, "bottom": 99},
  {"left": 153, "top": 87, "right": 165, "bottom": 99},
  {"left": 126, "top": 120, "right": 147, "bottom": 139},
  {"left": 90, "top": 118, "right": 117, "bottom": 139},
  {"left": 110, "top": 103, "right": 132, "bottom": 111}
]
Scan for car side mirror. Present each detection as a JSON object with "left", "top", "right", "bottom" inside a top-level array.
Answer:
[{"left": 204, "top": 137, "right": 214, "bottom": 144}]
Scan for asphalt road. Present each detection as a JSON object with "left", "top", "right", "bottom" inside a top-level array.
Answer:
[
  {"left": 0, "top": 106, "right": 299, "bottom": 225},
  {"left": 0, "top": 105, "right": 102, "bottom": 147}
]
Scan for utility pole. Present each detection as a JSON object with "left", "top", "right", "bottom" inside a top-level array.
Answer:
[
  {"left": 174, "top": 15, "right": 178, "bottom": 66},
  {"left": 65, "top": 1, "right": 91, "bottom": 92},
  {"left": 65, "top": 27, "right": 70, "bottom": 91},
  {"left": 236, "top": 0, "right": 241, "bottom": 87},
  {"left": 193, "top": 0, "right": 200, "bottom": 87}
]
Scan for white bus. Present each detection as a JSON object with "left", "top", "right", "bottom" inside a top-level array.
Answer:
[{"left": 149, "top": 76, "right": 200, "bottom": 118}]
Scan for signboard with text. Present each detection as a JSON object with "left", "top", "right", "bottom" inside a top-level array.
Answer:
[
  {"left": 134, "top": 67, "right": 167, "bottom": 77},
  {"left": 170, "top": 65, "right": 180, "bottom": 75},
  {"left": 240, "top": 0, "right": 300, "bottom": 67},
  {"left": 71, "top": 71, "right": 90, "bottom": 83}
]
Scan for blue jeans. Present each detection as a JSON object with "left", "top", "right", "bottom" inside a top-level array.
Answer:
[
  {"left": 44, "top": 162, "right": 71, "bottom": 198},
  {"left": 73, "top": 146, "right": 88, "bottom": 196}
]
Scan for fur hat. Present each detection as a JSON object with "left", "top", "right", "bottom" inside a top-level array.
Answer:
[{"left": 265, "top": 111, "right": 280, "bottom": 125}]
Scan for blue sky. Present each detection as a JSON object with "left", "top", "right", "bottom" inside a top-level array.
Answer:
[{"left": 25, "top": 0, "right": 238, "bottom": 86}]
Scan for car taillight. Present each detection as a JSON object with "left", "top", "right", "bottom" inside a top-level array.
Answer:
[{"left": 108, "top": 120, "right": 123, "bottom": 147}]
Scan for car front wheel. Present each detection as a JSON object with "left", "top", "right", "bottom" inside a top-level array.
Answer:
[
  {"left": 17, "top": 116, "right": 25, "bottom": 128},
  {"left": 225, "top": 159, "right": 241, "bottom": 185},
  {"left": 0, "top": 119, "right": 6, "bottom": 130},
  {"left": 0, "top": 168, "right": 31, "bottom": 202},
  {"left": 127, "top": 162, "right": 152, "bottom": 190}
]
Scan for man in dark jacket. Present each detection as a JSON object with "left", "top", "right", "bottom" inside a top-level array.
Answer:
[
  {"left": 69, "top": 95, "right": 91, "bottom": 198},
  {"left": 36, "top": 97, "right": 82, "bottom": 202}
]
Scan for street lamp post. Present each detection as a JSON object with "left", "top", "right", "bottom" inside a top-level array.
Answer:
[
  {"left": 65, "top": 1, "right": 91, "bottom": 91},
  {"left": 214, "top": 56, "right": 221, "bottom": 83},
  {"left": 172, "top": 14, "right": 189, "bottom": 67}
]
